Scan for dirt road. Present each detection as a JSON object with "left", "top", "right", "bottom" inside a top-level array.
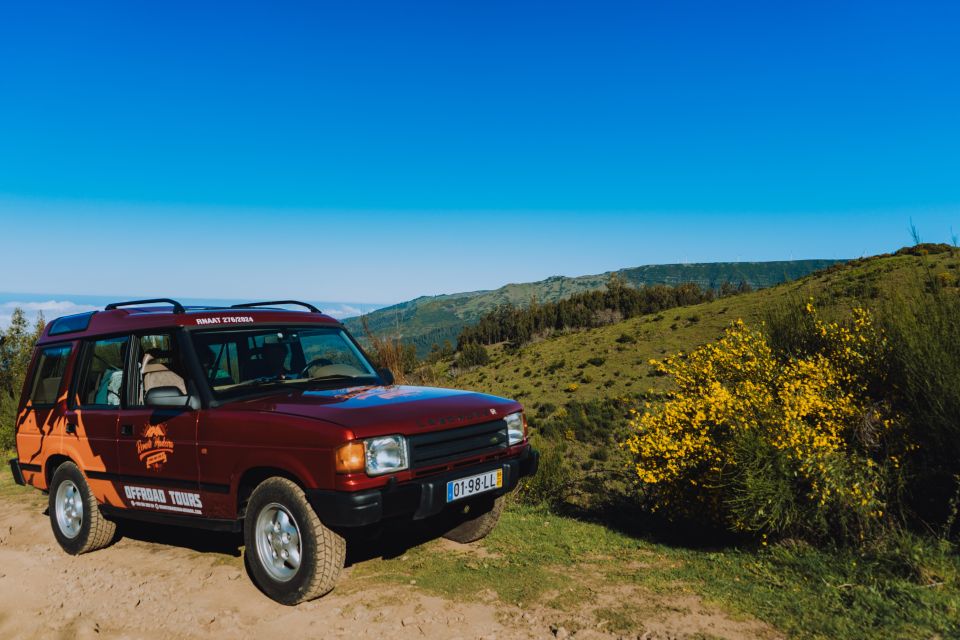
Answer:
[{"left": 0, "top": 488, "right": 776, "bottom": 640}]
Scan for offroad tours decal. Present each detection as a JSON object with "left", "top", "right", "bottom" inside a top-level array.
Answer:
[
  {"left": 124, "top": 485, "right": 203, "bottom": 515},
  {"left": 138, "top": 424, "right": 175, "bottom": 470}
]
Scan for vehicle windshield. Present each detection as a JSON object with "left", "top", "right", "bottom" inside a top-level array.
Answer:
[{"left": 191, "top": 326, "right": 379, "bottom": 398}]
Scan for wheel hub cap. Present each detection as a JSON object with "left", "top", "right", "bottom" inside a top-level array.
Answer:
[
  {"left": 255, "top": 503, "right": 302, "bottom": 582},
  {"left": 55, "top": 480, "right": 84, "bottom": 539}
]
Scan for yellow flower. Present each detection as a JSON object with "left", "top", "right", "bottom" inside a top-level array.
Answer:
[{"left": 621, "top": 305, "right": 898, "bottom": 536}]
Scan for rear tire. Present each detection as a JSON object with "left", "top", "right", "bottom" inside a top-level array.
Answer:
[
  {"left": 48, "top": 461, "right": 116, "bottom": 554},
  {"left": 442, "top": 495, "right": 505, "bottom": 544},
  {"left": 243, "top": 477, "right": 346, "bottom": 605}
]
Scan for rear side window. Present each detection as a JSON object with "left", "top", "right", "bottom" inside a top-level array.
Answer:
[
  {"left": 28, "top": 345, "right": 73, "bottom": 405},
  {"left": 76, "top": 337, "right": 129, "bottom": 408}
]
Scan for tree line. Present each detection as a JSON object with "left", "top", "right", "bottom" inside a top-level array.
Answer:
[
  {"left": 457, "top": 275, "right": 752, "bottom": 350},
  {"left": 1, "top": 309, "right": 45, "bottom": 450}
]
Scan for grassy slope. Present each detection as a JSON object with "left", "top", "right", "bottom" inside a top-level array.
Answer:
[
  {"left": 438, "top": 251, "right": 959, "bottom": 409},
  {"left": 345, "top": 259, "right": 843, "bottom": 354}
]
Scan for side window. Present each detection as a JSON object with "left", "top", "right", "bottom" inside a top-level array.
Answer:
[
  {"left": 135, "top": 333, "right": 187, "bottom": 405},
  {"left": 76, "top": 337, "right": 128, "bottom": 408},
  {"left": 28, "top": 345, "right": 73, "bottom": 405}
]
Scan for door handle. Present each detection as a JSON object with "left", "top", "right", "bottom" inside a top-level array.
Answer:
[
  {"left": 65, "top": 423, "right": 77, "bottom": 434},
  {"left": 120, "top": 424, "right": 133, "bottom": 436}
]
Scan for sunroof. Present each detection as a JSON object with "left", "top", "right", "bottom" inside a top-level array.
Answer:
[{"left": 48, "top": 312, "right": 96, "bottom": 336}]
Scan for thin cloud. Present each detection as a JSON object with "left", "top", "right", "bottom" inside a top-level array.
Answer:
[{"left": 322, "top": 304, "right": 364, "bottom": 319}]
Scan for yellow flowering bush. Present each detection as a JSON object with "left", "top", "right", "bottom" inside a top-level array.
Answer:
[{"left": 623, "top": 305, "right": 900, "bottom": 541}]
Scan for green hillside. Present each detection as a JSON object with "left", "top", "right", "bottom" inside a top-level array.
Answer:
[
  {"left": 422, "top": 245, "right": 960, "bottom": 556},
  {"left": 344, "top": 259, "right": 843, "bottom": 354},
  {"left": 434, "top": 248, "right": 956, "bottom": 410}
]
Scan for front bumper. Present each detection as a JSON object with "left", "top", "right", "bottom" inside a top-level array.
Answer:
[{"left": 307, "top": 446, "right": 539, "bottom": 528}]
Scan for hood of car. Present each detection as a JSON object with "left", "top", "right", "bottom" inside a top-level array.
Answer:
[{"left": 226, "top": 385, "right": 522, "bottom": 438}]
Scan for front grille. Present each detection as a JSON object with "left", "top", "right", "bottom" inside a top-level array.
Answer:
[{"left": 408, "top": 419, "right": 508, "bottom": 469}]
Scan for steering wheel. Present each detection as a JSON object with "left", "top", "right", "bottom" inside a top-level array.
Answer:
[{"left": 300, "top": 358, "right": 333, "bottom": 378}]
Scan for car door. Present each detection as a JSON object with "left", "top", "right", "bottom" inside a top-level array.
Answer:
[
  {"left": 17, "top": 343, "right": 75, "bottom": 476},
  {"left": 116, "top": 331, "right": 203, "bottom": 516},
  {"left": 62, "top": 337, "right": 126, "bottom": 489}
]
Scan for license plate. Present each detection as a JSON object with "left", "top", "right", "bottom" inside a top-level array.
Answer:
[{"left": 446, "top": 469, "right": 503, "bottom": 503}]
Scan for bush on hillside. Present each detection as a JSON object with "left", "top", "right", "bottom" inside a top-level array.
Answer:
[
  {"left": 623, "top": 305, "right": 905, "bottom": 543},
  {"left": 894, "top": 243, "right": 955, "bottom": 257},
  {"left": 457, "top": 342, "right": 490, "bottom": 369},
  {"left": 360, "top": 316, "right": 418, "bottom": 381},
  {"left": 534, "top": 397, "right": 633, "bottom": 444},
  {"left": 880, "top": 277, "right": 960, "bottom": 533},
  {"left": 514, "top": 436, "right": 577, "bottom": 508},
  {"left": 765, "top": 265, "right": 960, "bottom": 536}
]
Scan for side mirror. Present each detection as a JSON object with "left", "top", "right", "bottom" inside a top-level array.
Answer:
[
  {"left": 145, "top": 386, "right": 200, "bottom": 410},
  {"left": 377, "top": 368, "right": 395, "bottom": 386}
]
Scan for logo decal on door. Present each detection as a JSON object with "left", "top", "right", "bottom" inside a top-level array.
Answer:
[{"left": 137, "top": 424, "right": 175, "bottom": 470}]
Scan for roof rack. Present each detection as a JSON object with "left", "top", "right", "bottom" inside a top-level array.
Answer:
[
  {"left": 105, "top": 298, "right": 186, "bottom": 314},
  {"left": 230, "top": 300, "right": 321, "bottom": 313}
]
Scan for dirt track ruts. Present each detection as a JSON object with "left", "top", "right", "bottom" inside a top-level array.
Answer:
[{"left": 0, "top": 489, "right": 777, "bottom": 640}]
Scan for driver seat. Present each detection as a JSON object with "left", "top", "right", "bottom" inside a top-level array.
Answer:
[{"left": 140, "top": 350, "right": 186, "bottom": 403}]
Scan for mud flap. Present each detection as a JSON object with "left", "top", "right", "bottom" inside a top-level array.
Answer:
[{"left": 8, "top": 458, "right": 25, "bottom": 486}]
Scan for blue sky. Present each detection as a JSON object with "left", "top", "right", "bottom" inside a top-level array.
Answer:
[{"left": 0, "top": 0, "right": 958, "bottom": 311}]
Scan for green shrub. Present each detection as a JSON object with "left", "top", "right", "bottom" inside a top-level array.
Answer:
[
  {"left": 0, "top": 309, "right": 45, "bottom": 451},
  {"left": 589, "top": 447, "right": 610, "bottom": 461},
  {"left": 765, "top": 270, "right": 960, "bottom": 538},
  {"left": 0, "top": 395, "right": 16, "bottom": 451},
  {"left": 880, "top": 277, "right": 960, "bottom": 533},
  {"left": 457, "top": 342, "right": 490, "bottom": 368},
  {"left": 535, "top": 397, "right": 633, "bottom": 444},
  {"left": 624, "top": 306, "right": 899, "bottom": 543},
  {"left": 545, "top": 359, "right": 565, "bottom": 374},
  {"left": 514, "top": 436, "right": 576, "bottom": 508}
]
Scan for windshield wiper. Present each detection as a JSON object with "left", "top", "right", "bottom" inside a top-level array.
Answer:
[
  {"left": 307, "top": 374, "right": 361, "bottom": 382},
  {"left": 230, "top": 375, "right": 290, "bottom": 390}
]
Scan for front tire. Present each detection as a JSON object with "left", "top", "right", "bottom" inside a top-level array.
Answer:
[
  {"left": 243, "top": 477, "right": 346, "bottom": 605},
  {"left": 48, "top": 461, "right": 116, "bottom": 554},
  {"left": 442, "top": 495, "right": 505, "bottom": 544}
]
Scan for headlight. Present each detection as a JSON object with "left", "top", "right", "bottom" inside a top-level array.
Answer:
[
  {"left": 505, "top": 411, "right": 526, "bottom": 445},
  {"left": 364, "top": 435, "right": 409, "bottom": 476}
]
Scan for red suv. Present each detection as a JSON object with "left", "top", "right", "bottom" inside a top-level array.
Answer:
[{"left": 9, "top": 299, "right": 538, "bottom": 604}]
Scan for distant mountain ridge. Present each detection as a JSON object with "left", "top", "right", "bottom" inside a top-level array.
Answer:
[{"left": 343, "top": 259, "right": 845, "bottom": 354}]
